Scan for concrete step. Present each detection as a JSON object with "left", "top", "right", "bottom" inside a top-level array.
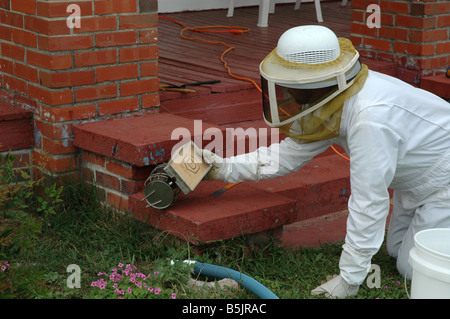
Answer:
[
  {"left": 281, "top": 210, "right": 349, "bottom": 248},
  {"left": 129, "top": 180, "right": 297, "bottom": 245},
  {"left": 0, "top": 101, "right": 33, "bottom": 152},
  {"left": 420, "top": 73, "right": 450, "bottom": 100},
  {"left": 252, "top": 154, "right": 350, "bottom": 222}
]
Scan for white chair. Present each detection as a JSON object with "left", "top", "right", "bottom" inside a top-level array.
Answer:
[{"left": 227, "top": 0, "right": 348, "bottom": 27}]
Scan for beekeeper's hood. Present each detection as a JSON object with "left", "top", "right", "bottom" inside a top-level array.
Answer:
[{"left": 260, "top": 25, "right": 368, "bottom": 143}]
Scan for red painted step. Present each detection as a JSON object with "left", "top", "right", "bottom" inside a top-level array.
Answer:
[
  {"left": 74, "top": 113, "right": 228, "bottom": 167},
  {"left": 129, "top": 180, "right": 297, "bottom": 245},
  {"left": 0, "top": 101, "right": 33, "bottom": 152},
  {"left": 420, "top": 73, "right": 450, "bottom": 100},
  {"left": 252, "top": 154, "right": 351, "bottom": 222},
  {"left": 281, "top": 210, "right": 349, "bottom": 248}
]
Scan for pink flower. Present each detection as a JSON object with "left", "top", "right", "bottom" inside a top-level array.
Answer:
[
  {"left": 148, "top": 286, "right": 153, "bottom": 292},
  {"left": 171, "top": 293, "right": 176, "bottom": 299},
  {"left": 154, "top": 288, "right": 161, "bottom": 295},
  {"left": 118, "top": 263, "right": 124, "bottom": 268},
  {"left": 128, "top": 287, "right": 132, "bottom": 294}
]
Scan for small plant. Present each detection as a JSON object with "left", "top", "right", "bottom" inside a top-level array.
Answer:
[
  {"left": 0, "top": 152, "right": 63, "bottom": 298},
  {"left": 87, "top": 262, "right": 187, "bottom": 299}
]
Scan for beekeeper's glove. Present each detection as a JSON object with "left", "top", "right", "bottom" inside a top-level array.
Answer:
[
  {"left": 311, "top": 274, "right": 359, "bottom": 299},
  {"left": 202, "top": 149, "right": 228, "bottom": 181}
]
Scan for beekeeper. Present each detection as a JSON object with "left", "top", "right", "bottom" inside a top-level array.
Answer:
[{"left": 202, "top": 25, "right": 450, "bottom": 298}]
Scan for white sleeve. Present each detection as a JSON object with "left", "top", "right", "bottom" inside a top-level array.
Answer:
[
  {"left": 221, "top": 137, "right": 333, "bottom": 183},
  {"left": 340, "top": 121, "right": 401, "bottom": 285}
]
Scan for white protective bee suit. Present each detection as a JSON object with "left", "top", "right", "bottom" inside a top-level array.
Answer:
[{"left": 203, "top": 62, "right": 450, "bottom": 297}]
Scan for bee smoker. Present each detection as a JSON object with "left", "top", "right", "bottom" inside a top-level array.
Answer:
[
  {"left": 142, "top": 163, "right": 181, "bottom": 210},
  {"left": 141, "top": 141, "right": 212, "bottom": 210}
]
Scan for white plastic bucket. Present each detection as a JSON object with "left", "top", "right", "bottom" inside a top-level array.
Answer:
[{"left": 408, "top": 228, "right": 450, "bottom": 299}]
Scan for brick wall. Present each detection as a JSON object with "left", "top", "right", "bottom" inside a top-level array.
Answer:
[
  {"left": 351, "top": 0, "right": 450, "bottom": 85},
  {"left": 0, "top": 0, "right": 159, "bottom": 177}
]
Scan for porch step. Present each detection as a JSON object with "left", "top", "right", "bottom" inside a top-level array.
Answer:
[
  {"left": 160, "top": 87, "right": 262, "bottom": 126},
  {"left": 128, "top": 153, "right": 350, "bottom": 245},
  {"left": 129, "top": 181, "right": 297, "bottom": 245},
  {"left": 74, "top": 112, "right": 228, "bottom": 167},
  {"left": 420, "top": 73, "right": 450, "bottom": 100},
  {"left": 0, "top": 101, "right": 33, "bottom": 152}
]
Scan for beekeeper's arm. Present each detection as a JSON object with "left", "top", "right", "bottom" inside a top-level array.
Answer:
[
  {"left": 312, "top": 117, "right": 400, "bottom": 298},
  {"left": 202, "top": 137, "right": 333, "bottom": 183}
]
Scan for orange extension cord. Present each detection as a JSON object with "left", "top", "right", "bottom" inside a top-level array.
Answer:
[
  {"left": 159, "top": 16, "right": 262, "bottom": 93},
  {"left": 160, "top": 16, "right": 393, "bottom": 206}
]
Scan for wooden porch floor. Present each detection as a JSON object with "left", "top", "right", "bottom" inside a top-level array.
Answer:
[{"left": 157, "top": 1, "right": 352, "bottom": 125}]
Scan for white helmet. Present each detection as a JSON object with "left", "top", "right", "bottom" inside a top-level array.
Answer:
[{"left": 260, "top": 25, "right": 362, "bottom": 128}]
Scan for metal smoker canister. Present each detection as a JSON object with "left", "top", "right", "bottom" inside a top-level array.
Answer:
[{"left": 142, "top": 164, "right": 180, "bottom": 209}]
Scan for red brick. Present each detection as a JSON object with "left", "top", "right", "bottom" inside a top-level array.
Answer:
[
  {"left": 33, "top": 150, "right": 77, "bottom": 173},
  {"left": 28, "top": 85, "right": 73, "bottom": 106},
  {"left": 382, "top": 1, "right": 409, "bottom": 14},
  {"left": 1, "top": 42, "right": 25, "bottom": 61},
  {"left": 3, "top": 75, "right": 27, "bottom": 95},
  {"left": 95, "top": 31, "right": 138, "bottom": 47},
  {"left": 0, "top": 58, "right": 13, "bottom": 75},
  {"left": 105, "top": 160, "right": 134, "bottom": 179},
  {"left": 98, "top": 97, "right": 139, "bottom": 116},
  {"left": 74, "top": 16, "right": 117, "bottom": 33},
  {"left": 74, "top": 49, "right": 117, "bottom": 67},
  {"left": 34, "top": 119, "right": 74, "bottom": 140},
  {"left": 97, "top": 64, "right": 139, "bottom": 82},
  {"left": 395, "top": 15, "right": 436, "bottom": 29},
  {"left": 96, "top": 171, "right": 121, "bottom": 191},
  {"left": 14, "top": 62, "right": 38, "bottom": 83},
  {"left": 417, "top": 56, "right": 448, "bottom": 70},
  {"left": 38, "top": 35, "right": 93, "bottom": 51},
  {"left": 27, "top": 51, "right": 72, "bottom": 70},
  {"left": 139, "top": 29, "right": 158, "bottom": 44},
  {"left": 119, "top": 14, "right": 158, "bottom": 29},
  {"left": 394, "top": 41, "right": 435, "bottom": 56},
  {"left": 437, "top": 41, "right": 450, "bottom": 55},
  {"left": 0, "top": 25, "right": 12, "bottom": 41},
  {"left": 75, "top": 84, "right": 117, "bottom": 102},
  {"left": 350, "top": 35, "right": 363, "bottom": 47},
  {"left": 379, "top": 26, "right": 408, "bottom": 41},
  {"left": 121, "top": 180, "right": 144, "bottom": 195},
  {"left": 12, "top": 29, "right": 37, "bottom": 48},
  {"left": 42, "top": 137, "right": 77, "bottom": 155},
  {"left": 119, "top": 46, "right": 158, "bottom": 63},
  {"left": 141, "top": 62, "right": 159, "bottom": 77},
  {"left": 41, "top": 104, "right": 96, "bottom": 123},
  {"left": 94, "top": 0, "right": 137, "bottom": 15},
  {"left": 438, "top": 15, "right": 450, "bottom": 28},
  {"left": 120, "top": 78, "right": 159, "bottom": 97},
  {"left": 107, "top": 191, "right": 129, "bottom": 211},
  {"left": 364, "top": 37, "right": 391, "bottom": 52},
  {"left": 0, "top": 9, "right": 23, "bottom": 28},
  {"left": 380, "top": 13, "right": 394, "bottom": 26},
  {"left": 350, "top": 22, "right": 378, "bottom": 37},
  {"left": 24, "top": 16, "right": 70, "bottom": 36},
  {"left": 409, "top": 29, "right": 448, "bottom": 43},
  {"left": 142, "top": 93, "right": 160, "bottom": 109},
  {"left": 411, "top": 2, "right": 450, "bottom": 16},
  {"left": 351, "top": 10, "right": 365, "bottom": 23},
  {"left": 11, "top": 0, "right": 36, "bottom": 15},
  {"left": 39, "top": 70, "right": 96, "bottom": 88},
  {"left": 37, "top": 1, "right": 93, "bottom": 18},
  {"left": 82, "top": 151, "right": 106, "bottom": 168}
]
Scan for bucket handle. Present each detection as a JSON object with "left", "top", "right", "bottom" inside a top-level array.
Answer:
[{"left": 404, "top": 273, "right": 411, "bottom": 299}]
